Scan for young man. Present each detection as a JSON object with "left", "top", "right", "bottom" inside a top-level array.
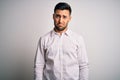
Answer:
[{"left": 34, "top": 2, "right": 89, "bottom": 80}]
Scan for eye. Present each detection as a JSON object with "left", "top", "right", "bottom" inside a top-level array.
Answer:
[
  {"left": 55, "top": 14, "right": 60, "bottom": 18},
  {"left": 63, "top": 15, "right": 67, "bottom": 19}
]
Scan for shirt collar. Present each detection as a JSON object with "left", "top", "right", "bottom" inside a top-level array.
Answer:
[
  {"left": 65, "top": 29, "right": 71, "bottom": 36},
  {"left": 51, "top": 28, "right": 71, "bottom": 37}
]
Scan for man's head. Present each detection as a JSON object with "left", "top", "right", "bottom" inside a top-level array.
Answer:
[
  {"left": 54, "top": 2, "right": 72, "bottom": 15},
  {"left": 53, "top": 2, "right": 72, "bottom": 32}
]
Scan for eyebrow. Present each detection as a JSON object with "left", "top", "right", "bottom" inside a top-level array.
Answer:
[{"left": 55, "top": 13, "right": 67, "bottom": 17}]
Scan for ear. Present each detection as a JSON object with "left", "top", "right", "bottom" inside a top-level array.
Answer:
[
  {"left": 53, "top": 13, "right": 55, "bottom": 19},
  {"left": 69, "top": 16, "right": 72, "bottom": 22}
]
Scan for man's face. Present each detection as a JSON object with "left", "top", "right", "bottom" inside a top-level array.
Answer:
[{"left": 53, "top": 10, "right": 71, "bottom": 31}]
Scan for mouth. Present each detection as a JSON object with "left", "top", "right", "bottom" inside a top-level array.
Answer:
[
  {"left": 55, "top": 25, "right": 66, "bottom": 31},
  {"left": 58, "top": 23, "right": 63, "bottom": 26}
]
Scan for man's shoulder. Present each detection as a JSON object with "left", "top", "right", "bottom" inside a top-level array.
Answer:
[
  {"left": 69, "top": 30, "right": 86, "bottom": 45},
  {"left": 40, "top": 30, "right": 52, "bottom": 39},
  {"left": 37, "top": 30, "right": 52, "bottom": 44}
]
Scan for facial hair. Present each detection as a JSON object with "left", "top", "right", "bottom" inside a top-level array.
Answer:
[
  {"left": 54, "top": 22, "right": 68, "bottom": 31},
  {"left": 55, "top": 25, "right": 67, "bottom": 31}
]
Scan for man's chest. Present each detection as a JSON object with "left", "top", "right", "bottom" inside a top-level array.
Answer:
[{"left": 44, "top": 36, "right": 79, "bottom": 60}]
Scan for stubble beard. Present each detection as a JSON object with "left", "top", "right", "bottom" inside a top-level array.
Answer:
[
  {"left": 55, "top": 26, "right": 67, "bottom": 31},
  {"left": 54, "top": 22, "right": 68, "bottom": 32}
]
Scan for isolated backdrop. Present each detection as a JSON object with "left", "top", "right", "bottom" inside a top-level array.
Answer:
[{"left": 0, "top": 0, "right": 120, "bottom": 80}]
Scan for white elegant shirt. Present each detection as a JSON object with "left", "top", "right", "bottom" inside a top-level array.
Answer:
[{"left": 34, "top": 29, "right": 89, "bottom": 80}]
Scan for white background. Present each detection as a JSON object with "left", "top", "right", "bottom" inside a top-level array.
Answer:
[{"left": 0, "top": 0, "right": 120, "bottom": 80}]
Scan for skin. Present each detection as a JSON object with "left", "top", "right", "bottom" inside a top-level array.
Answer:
[{"left": 53, "top": 10, "right": 71, "bottom": 35}]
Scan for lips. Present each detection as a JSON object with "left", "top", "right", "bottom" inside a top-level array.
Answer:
[{"left": 58, "top": 23, "right": 63, "bottom": 26}]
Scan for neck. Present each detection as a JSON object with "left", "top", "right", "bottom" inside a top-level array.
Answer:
[{"left": 54, "top": 27, "right": 68, "bottom": 35}]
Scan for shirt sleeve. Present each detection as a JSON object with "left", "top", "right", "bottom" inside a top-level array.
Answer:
[
  {"left": 77, "top": 36, "right": 89, "bottom": 80},
  {"left": 34, "top": 37, "right": 45, "bottom": 80}
]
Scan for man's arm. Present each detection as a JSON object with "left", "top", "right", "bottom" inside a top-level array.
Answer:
[
  {"left": 34, "top": 38, "right": 45, "bottom": 80},
  {"left": 78, "top": 37, "right": 89, "bottom": 80}
]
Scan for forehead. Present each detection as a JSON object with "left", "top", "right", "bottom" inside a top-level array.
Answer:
[{"left": 55, "top": 10, "right": 70, "bottom": 16}]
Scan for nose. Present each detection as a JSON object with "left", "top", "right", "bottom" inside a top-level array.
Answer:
[{"left": 59, "top": 17, "right": 63, "bottom": 23}]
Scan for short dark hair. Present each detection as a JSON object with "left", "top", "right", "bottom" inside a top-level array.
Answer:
[{"left": 54, "top": 2, "right": 72, "bottom": 15}]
